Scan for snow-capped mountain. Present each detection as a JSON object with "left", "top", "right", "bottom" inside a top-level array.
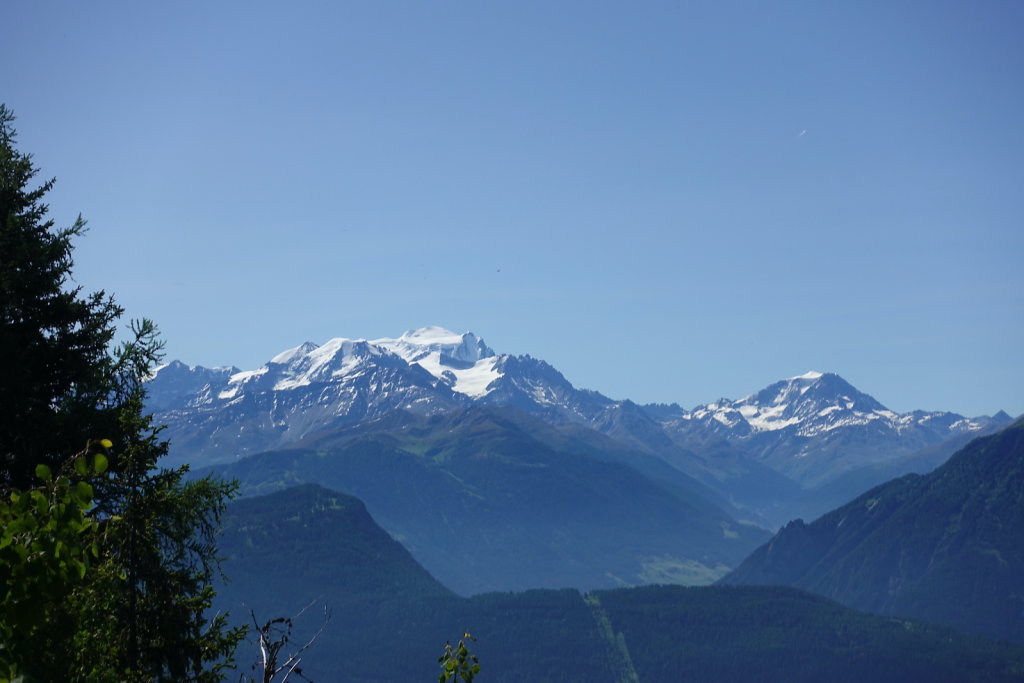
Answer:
[
  {"left": 369, "top": 327, "right": 613, "bottom": 420},
  {"left": 653, "top": 371, "right": 1010, "bottom": 487},
  {"left": 683, "top": 372, "right": 888, "bottom": 438},
  {"left": 375, "top": 326, "right": 494, "bottom": 367},
  {"left": 144, "top": 361, "right": 239, "bottom": 413},
  {"left": 148, "top": 327, "right": 619, "bottom": 466},
  {"left": 148, "top": 327, "right": 1011, "bottom": 510},
  {"left": 148, "top": 333, "right": 469, "bottom": 466},
  {"left": 372, "top": 327, "right": 500, "bottom": 398}
]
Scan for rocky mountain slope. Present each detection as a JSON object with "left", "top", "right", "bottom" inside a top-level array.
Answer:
[
  {"left": 150, "top": 327, "right": 1010, "bottom": 527},
  {"left": 721, "top": 418, "right": 1024, "bottom": 643},
  {"left": 651, "top": 371, "right": 1009, "bottom": 487}
]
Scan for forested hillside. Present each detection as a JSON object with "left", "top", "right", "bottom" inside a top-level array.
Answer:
[
  {"left": 723, "top": 418, "right": 1024, "bottom": 643},
  {"left": 213, "top": 483, "right": 1024, "bottom": 682}
]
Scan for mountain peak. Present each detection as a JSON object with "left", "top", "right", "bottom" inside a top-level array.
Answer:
[
  {"left": 375, "top": 326, "right": 496, "bottom": 365},
  {"left": 269, "top": 340, "right": 319, "bottom": 365},
  {"left": 397, "top": 326, "right": 467, "bottom": 345},
  {"left": 684, "top": 371, "right": 892, "bottom": 442},
  {"left": 789, "top": 370, "right": 824, "bottom": 381}
]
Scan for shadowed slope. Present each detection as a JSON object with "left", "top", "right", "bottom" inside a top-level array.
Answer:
[{"left": 723, "top": 418, "right": 1024, "bottom": 643}]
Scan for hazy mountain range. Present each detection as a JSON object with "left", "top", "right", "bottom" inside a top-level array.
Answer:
[
  {"left": 147, "top": 326, "right": 1024, "bottom": 678},
  {"left": 205, "top": 405, "right": 770, "bottom": 593},
  {"left": 150, "top": 326, "right": 1011, "bottom": 529}
]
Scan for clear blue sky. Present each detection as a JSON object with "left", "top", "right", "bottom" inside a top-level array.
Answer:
[{"left": 4, "top": 1, "right": 1022, "bottom": 416}]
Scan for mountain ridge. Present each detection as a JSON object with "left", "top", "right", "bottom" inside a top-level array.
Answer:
[
  {"left": 721, "top": 417, "right": 1024, "bottom": 643},
  {"left": 651, "top": 370, "right": 1007, "bottom": 487},
  {"left": 150, "top": 326, "right": 1011, "bottom": 527},
  {"left": 202, "top": 403, "right": 771, "bottom": 594},
  {"left": 213, "top": 482, "right": 1024, "bottom": 681}
]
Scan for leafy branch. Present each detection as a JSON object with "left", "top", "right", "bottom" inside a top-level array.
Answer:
[{"left": 438, "top": 633, "right": 480, "bottom": 683}]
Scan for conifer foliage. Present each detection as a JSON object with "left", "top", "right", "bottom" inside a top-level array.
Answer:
[
  {"left": 0, "top": 104, "right": 242, "bottom": 681},
  {"left": 0, "top": 105, "right": 122, "bottom": 489}
]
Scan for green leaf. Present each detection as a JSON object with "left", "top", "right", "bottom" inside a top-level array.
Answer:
[
  {"left": 71, "top": 559, "right": 87, "bottom": 579},
  {"left": 34, "top": 464, "right": 52, "bottom": 481},
  {"left": 74, "top": 457, "right": 89, "bottom": 477},
  {"left": 72, "top": 481, "right": 94, "bottom": 508},
  {"left": 92, "top": 453, "right": 108, "bottom": 474}
]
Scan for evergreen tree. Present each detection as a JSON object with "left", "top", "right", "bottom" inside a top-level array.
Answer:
[
  {"left": 0, "top": 103, "right": 122, "bottom": 489},
  {"left": 0, "top": 104, "right": 243, "bottom": 680}
]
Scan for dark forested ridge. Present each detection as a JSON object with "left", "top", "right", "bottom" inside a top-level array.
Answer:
[
  {"left": 214, "top": 484, "right": 618, "bottom": 682},
  {"left": 597, "top": 585, "right": 1024, "bottom": 683},
  {"left": 723, "top": 417, "right": 1024, "bottom": 643},
  {"left": 217, "top": 483, "right": 454, "bottom": 606},
  {"left": 213, "top": 483, "right": 1024, "bottom": 682}
]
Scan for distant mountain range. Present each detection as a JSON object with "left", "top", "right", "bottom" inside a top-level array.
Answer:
[
  {"left": 151, "top": 326, "right": 1011, "bottom": 530},
  {"left": 149, "top": 326, "right": 619, "bottom": 467},
  {"left": 160, "top": 325, "right": 1024, "bottom": 674},
  {"left": 655, "top": 370, "right": 1011, "bottom": 487},
  {"left": 722, "top": 416, "right": 1024, "bottom": 644},
  {"left": 161, "top": 329, "right": 1024, "bottom": 675},
  {"left": 205, "top": 405, "right": 770, "bottom": 594}
]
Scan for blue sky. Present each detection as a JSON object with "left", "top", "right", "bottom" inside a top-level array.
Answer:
[{"left": 4, "top": 1, "right": 1022, "bottom": 416}]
